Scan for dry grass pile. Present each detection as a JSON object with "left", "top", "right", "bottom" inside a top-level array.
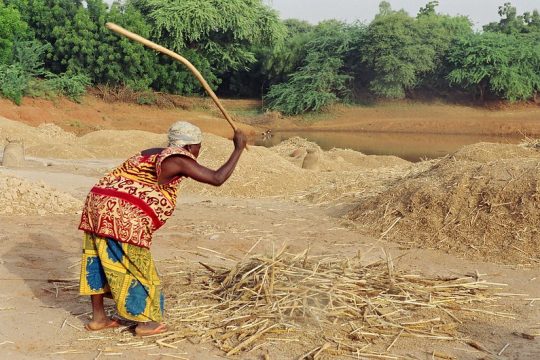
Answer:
[
  {"left": 298, "top": 162, "right": 434, "bottom": 205},
  {"left": 347, "top": 142, "right": 540, "bottom": 265},
  {"left": 0, "top": 174, "right": 82, "bottom": 215},
  {"left": 159, "top": 248, "right": 510, "bottom": 358}
]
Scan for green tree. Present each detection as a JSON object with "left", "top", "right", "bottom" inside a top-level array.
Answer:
[
  {"left": 265, "top": 21, "right": 353, "bottom": 115},
  {"left": 415, "top": 5, "right": 472, "bottom": 93},
  {"left": 4, "top": 0, "right": 83, "bottom": 72},
  {"left": 484, "top": 2, "right": 540, "bottom": 34},
  {"left": 130, "top": 0, "right": 285, "bottom": 94},
  {"left": 0, "top": 1, "right": 28, "bottom": 64},
  {"left": 418, "top": 1, "right": 439, "bottom": 17},
  {"left": 447, "top": 32, "right": 540, "bottom": 101},
  {"left": 360, "top": 9, "right": 435, "bottom": 98}
]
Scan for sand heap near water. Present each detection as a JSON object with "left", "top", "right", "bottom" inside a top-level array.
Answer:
[
  {"left": 181, "top": 135, "right": 412, "bottom": 198},
  {"left": 0, "top": 174, "right": 82, "bottom": 215},
  {"left": 181, "top": 135, "right": 320, "bottom": 198},
  {"left": 1, "top": 117, "right": 411, "bottom": 200},
  {"left": 0, "top": 116, "right": 166, "bottom": 159},
  {"left": 347, "top": 142, "right": 540, "bottom": 265}
]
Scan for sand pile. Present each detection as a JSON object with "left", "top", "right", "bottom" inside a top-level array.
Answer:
[
  {"left": 78, "top": 130, "right": 166, "bottom": 158},
  {"left": 271, "top": 136, "right": 408, "bottom": 171},
  {"left": 181, "top": 134, "right": 319, "bottom": 198},
  {"left": 0, "top": 174, "right": 82, "bottom": 215},
  {"left": 347, "top": 142, "right": 540, "bottom": 265},
  {"left": 0, "top": 116, "right": 166, "bottom": 159}
]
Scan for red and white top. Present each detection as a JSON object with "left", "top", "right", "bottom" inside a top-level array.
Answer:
[{"left": 79, "top": 147, "right": 195, "bottom": 248}]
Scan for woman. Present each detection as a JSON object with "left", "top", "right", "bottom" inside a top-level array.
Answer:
[{"left": 78, "top": 121, "right": 246, "bottom": 336}]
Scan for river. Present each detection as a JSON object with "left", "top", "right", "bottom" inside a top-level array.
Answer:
[{"left": 254, "top": 131, "right": 524, "bottom": 162}]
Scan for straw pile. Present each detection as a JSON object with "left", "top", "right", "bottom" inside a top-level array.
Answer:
[
  {"left": 347, "top": 143, "right": 540, "bottom": 265},
  {"left": 159, "top": 248, "right": 510, "bottom": 358}
]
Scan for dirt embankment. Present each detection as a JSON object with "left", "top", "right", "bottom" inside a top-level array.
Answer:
[{"left": 1, "top": 95, "right": 540, "bottom": 138}]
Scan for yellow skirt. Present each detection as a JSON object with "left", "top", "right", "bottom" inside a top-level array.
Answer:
[{"left": 79, "top": 232, "right": 164, "bottom": 322}]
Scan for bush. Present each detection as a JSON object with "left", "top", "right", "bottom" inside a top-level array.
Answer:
[
  {"left": 45, "top": 73, "right": 91, "bottom": 102},
  {"left": 0, "top": 64, "right": 28, "bottom": 104},
  {"left": 264, "top": 55, "right": 351, "bottom": 115}
]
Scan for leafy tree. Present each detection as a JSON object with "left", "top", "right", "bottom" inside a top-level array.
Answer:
[
  {"left": 96, "top": 1, "right": 157, "bottom": 89},
  {"left": 484, "top": 2, "right": 540, "bottom": 34},
  {"left": 0, "top": 39, "right": 49, "bottom": 104},
  {"left": 447, "top": 32, "right": 540, "bottom": 101},
  {"left": 130, "top": 0, "right": 285, "bottom": 94},
  {"left": 265, "top": 21, "right": 353, "bottom": 114},
  {"left": 218, "top": 19, "right": 314, "bottom": 97},
  {"left": 0, "top": 1, "right": 28, "bottom": 64},
  {"left": 360, "top": 9, "right": 435, "bottom": 98},
  {"left": 415, "top": 5, "right": 472, "bottom": 93},
  {"left": 4, "top": 0, "right": 83, "bottom": 72},
  {"left": 418, "top": 1, "right": 439, "bottom": 17}
]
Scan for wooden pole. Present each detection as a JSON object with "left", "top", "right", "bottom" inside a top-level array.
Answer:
[{"left": 105, "top": 22, "right": 237, "bottom": 131}]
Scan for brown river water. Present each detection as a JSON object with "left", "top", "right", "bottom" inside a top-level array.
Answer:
[{"left": 254, "top": 131, "right": 524, "bottom": 162}]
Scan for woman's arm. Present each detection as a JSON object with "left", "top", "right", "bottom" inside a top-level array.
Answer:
[{"left": 158, "top": 130, "right": 247, "bottom": 186}]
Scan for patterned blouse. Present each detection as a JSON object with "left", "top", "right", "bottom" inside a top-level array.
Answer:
[{"left": 79, "top": 147, "right": 196, "bottom": 248}]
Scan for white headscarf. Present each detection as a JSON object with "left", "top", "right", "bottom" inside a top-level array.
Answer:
[{"left": 167, "top": 121, "right": 202, "bottom": 147}]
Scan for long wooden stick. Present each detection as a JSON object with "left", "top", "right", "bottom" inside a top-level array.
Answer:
[{"left": 105, "top": 22, "right": 237, "bottom": 131}]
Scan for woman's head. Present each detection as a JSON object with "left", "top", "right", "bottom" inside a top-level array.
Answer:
[{"left": 168, "top": 121, "right": 202, "bottom": 157}]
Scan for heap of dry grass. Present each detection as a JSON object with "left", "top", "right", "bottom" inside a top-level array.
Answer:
[
  {"left": 158, "top": 248, "right": 511, "bottom": 358},
  {"left": 347, "top": 143, "right": 540, "bottom": 265}
]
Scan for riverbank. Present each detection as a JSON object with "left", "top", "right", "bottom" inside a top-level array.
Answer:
[{"left": 1, "top": 96, "right": 539, "bottom": 139}]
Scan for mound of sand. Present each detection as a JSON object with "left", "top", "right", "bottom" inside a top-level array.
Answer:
[
  {"left": 0, "top": 116, "right": 166, "bottom": 159},
  {"left": 0, "top": 116, "right": 412, "bottom": 199},
  {"left": 181, "top": 134, "right": 319, "bottom": 198},
  {"left": 271, "top": 137, "right": 409, "bottom": 171},
  {"left": 0, "top": 174, "right": 83, "bottom": 215},
  {"left": 347, "top": 143, "right": 540, "bottom": 265}
]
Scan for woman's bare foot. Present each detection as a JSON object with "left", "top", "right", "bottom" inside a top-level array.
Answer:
[
  {"left": 85, "top": 317, "right": 120, "bottom": 331},
  {"left": 135, "top": 322, "right": 167, "bottom": 336}
]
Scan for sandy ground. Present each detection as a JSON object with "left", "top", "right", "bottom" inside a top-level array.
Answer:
[
  {"left": 1, "top": 96, "right": 540, "bottom": 359},
  {"left": 1, "top": 154, "right": 540, "bottom": 359}
]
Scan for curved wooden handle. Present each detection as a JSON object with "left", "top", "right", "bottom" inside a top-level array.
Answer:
[{"left": 106, "top": 22, "right": 237, "bottom": 131}]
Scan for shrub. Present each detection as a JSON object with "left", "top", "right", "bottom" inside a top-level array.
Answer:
[
  {"left": 45, "top": 73, "right": 91, "bottom": 102},
  {"left": 0, "top": 64, "right": 28, "bottom": 104}
]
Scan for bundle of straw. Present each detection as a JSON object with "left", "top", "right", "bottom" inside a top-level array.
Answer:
[{"left": 160, "top": 248, "right": 511, "bottom": 358}]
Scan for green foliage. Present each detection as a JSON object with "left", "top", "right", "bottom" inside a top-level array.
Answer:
[
  {"left": 0, "top": 64, "right": 27, "bottom": 104},
  {"left": 359, "top": 2, "right": 472, "bottom": 99},
  {"left": 0, "top": 2, "right": 28, "bottom": 64},
  {"left": 484, "top": 2, "right": 540, "bottom": 34},
  {"left": 265, "top": 21, "right": 353, "bottom": 115},
  {"left": 1, "top": 0, "right": 539, "bottom": 108},
  {"left": 92, "top": 1, "right": 157, "bottom": 88},
  {"left": 45, "top": 72, "right": 90, "bottom": 102},
  {"left": 361, "top": 10, "right": 435, "bottom": 98},
  {"left": 131, "top": 0, "right": 285, "bottom": 94},
  {"left": 447, "top": 32, "right": 540, "bottom": 101},
  {"left": 11, "top": 39, "right": 50, "bottom": 76},
  {"left": 264, "top": 56, "right": 351, "bottom": 115},
  {"left": 418, "top": 1, "right": 439, "bottom": 17},
  {"left": 0, "top": 39, "right": 47, "bottom": 104}
]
